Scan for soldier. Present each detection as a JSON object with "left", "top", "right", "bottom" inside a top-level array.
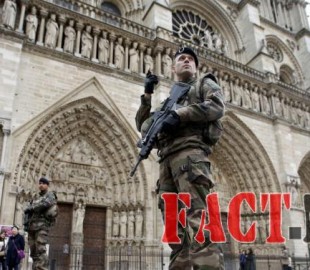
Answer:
[
  {"left": 24, "top": 177, "right": 58, "bottom": 270},
  {"left": 135, "top": 47, "right": 225, "bottom": 269}
]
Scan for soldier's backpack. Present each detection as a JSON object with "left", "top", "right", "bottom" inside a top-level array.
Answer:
[
  {"left": 195, "top": 73, "right": 224, "bottom": 146},
  {"left": 44, "top": 191, "right": 58, "bottom": 226}
]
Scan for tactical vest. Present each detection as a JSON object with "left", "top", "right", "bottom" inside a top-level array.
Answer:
[{"left": 185, "top": 73, "right": 223, "bottom": 146}]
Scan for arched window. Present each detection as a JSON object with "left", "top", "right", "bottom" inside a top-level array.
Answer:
[
  {"left": 279, "top": 65, "right": 297, "bottom": 86},
  {"left": 101, "top": 2, "right": 121, "bottom": 16}
]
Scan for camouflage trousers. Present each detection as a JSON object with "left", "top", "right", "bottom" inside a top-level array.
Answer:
[
  {"left": 28, "top": 228, "right": 49, "bottom": 270},
  {"left": 158, "top": 148, "right": 225, "bottom": 270}
]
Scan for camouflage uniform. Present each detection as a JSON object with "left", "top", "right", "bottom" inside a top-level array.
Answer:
[
  {"left": 136, "top": 76, "right": 225, "bottom": 270},
  {"left": 26, "top": 191, "right": 57, "bottom": 270}
]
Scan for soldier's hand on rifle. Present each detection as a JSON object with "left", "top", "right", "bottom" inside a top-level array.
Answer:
[
  {"left": 161, "top": 111, "right": 180, "bottom": 133},
  {"left": 24, "top": 206, "right": 33, "bottom": 214},
  {"left": 144, "top": 70, "right": 158, "bottom": 94}
]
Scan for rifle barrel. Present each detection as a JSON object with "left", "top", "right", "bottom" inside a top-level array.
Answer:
[{"left": 130, "top": 156, "right": 143, "bottom": 177}]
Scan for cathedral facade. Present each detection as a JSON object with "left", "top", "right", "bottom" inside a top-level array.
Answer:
[{"left": 0, "top": 0, "right": 309, "bottom": 269}]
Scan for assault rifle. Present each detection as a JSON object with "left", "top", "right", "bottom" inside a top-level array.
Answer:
[{"left": 130, "top": 82, "right": 191, "bottom": 177}]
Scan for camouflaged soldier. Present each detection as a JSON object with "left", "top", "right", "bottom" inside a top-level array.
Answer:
[
  {"left": 135, "top": 47, "right": 225, "bottom": 270},
  {"left": 24, "top": 177, "right": 58, "bottom": 270}
]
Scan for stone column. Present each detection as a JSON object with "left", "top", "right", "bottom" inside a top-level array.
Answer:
[
  {"left": 74, "top": 22, "right": 84, "bottom": 57},
  {"left": 36, "top": 9, "right": 48, "bottom": 46},
  {"left": 108, "top": 33, "right": 116, "bottom": 67},
  {"left": 91, "top": 28, "right": 100, "bottom": 63},
  {"left": 56, "top": 16, "right": 66, "bottom": 52},
  {"left": 0, "top": 129, "right": 10, "bottom": 169},
  {"left": 17, "top": 0, "right": 28, "bottom": 33},
  {"left": 139, "top": 43, "right": 145, "bottom": 75},
  {"left": 124, "top": 38, "right": 130, "bottom": 72},
  {"left": 155, "top": 46, "right": 163, "bottom": 76}
]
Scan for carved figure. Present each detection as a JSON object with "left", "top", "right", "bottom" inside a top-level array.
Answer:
[
  {"left": 114, "top": 37, "right": 124, "bottom": 69},
  {"left": 144, "top": 48, "right": 154, "bottom": 73},
  {"left": 127, "top": 211, "right": 135, "bottom": 238},
  {"left": 204, "top": 28, "right": 214, "bottom": 50},
  {"left": 2, "top": 0, "right": 16, "bottom": 29},
  {"left": 135, "top": 208, "right": 143, "bottom": 238},
  {"left": 81, "top": 25, "right": 93, "bottom": 59},
  {"left": 45, "top": 14, "right": 59, "bottom": 49},
  {"left": 98, "top": 31, "right": 109, "bottom": 64},
  {"left": 162, "top": 48, "right": 172, "bottom": 78},
  {"left": 64, "top": 20, "right": 76, "bottom": 53},
  {"left": 119, "top": 211, "right": 127, "bottom": 238},
  {"left": 25, "top": 6, "right": 38, "bottom": 42},
  {"left": 73, "top": 202, "right": 85, "bottom": 233},
  {"left": 129, "top": 42, "right": 139, "bottom": 73},
  {"left": 112, "top": 211, "right": 119, "bottom": 237},
  {"left": 232, "top": 78, "right": 242, "bottom": 106}
]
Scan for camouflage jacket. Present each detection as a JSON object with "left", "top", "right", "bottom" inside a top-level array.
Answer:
[
  {"left": 135, "top": 75, "right": 225, "bottom": 159},
  {"left": 28, "top": 190, "right": 57, "bottom": 230}
]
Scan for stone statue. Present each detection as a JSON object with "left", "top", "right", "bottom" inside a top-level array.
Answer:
[
  {"left": 274, "top": 96, "right": 283, "bottom": 116},
  {"left": 213, "top": 31, "right": 222, "bottom": 53},
  {"left": 119, "top": 211, "right": 127, "bottom": 238},
  {"left": 98, "top": 31, "right": 109, "bottom": 64},
  {"left": 114, "top": 37, "right": 124, "bottom": 69},
  {"left": 135, "top": 208, "right": 143, "bottom": 238},
  {"left": 243, "top": 82, "right": 252, "bottom": 109},
  {"left": 45, "top": 14, "right": 59, "bottom": 49},
  {"left": 162, "top": 48, "right": 172, "bottom": 78},
  {"left": 290, "top": 104, "right": 298, "bottom": 124},
  {"left": 129, "top": 42, "right": 139, "bottom": 73},
  {"left": 232, "top": 78, "right": 242, "bottom": 106},
  {"left": 204, "top": 28, "right": 214, "bottom": 50},
  {"left": 222, "top": 39, "right": 229, "bottom": 55},
  {"left": 221, "top": 74, "right": 231, "bottom": 103},
  {"left": 2, "top": 0, "right": 16, "bottom": 30},
  {"left": 73, "top": 202, "right": 85, "bottom": 233},
  {"left": 144, "top": 48, "right": 154, "bottom": 73},
  {"left": 25, "top": 6, "right": 38, "bottom": 42},
  {"left": 297, "top": 105, "right": 305, "bottom": 127},
  {"left": 127, "top": 211, "right": 135, "bottom": 238},
  {"left": 252, "top": 86, "right": 260, "bottom": 112},
  {"left": 81, "top": 25, "right": 93, "bottom": 59},
  {"left": 261, "top": 90, "right": 271, "bottom": 115},
  {"left": 112, "top": 211, "right": 119, "bottom": 237},
  {"left": 64, "top": 20, "right": 76, "bottom": 54}
]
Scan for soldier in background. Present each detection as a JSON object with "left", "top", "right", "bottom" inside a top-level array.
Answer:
[
  {"left": 135, "top": 47, "right": 225, "bottom": 269},
  {"left": 24, "top": 177, "right": 57, "bottom": 270}
]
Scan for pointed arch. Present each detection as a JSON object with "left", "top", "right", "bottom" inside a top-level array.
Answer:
[
  {"left": 266, "top": 35, "right": 304, "bottom": 85},
  {"left": 169, "top": 0, "right": 244, "bottom": 61},
  {"left": 11, "top": 77, "right": 147, "bottom": 211},
  {"left": 298, "top": 151, "right": 310, "bottom": 192},
  {"left": 210, "top": 111, "right": 280, "bottom": 198}
]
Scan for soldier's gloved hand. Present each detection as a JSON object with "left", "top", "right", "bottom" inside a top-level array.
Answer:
[
  {"left": 24, "top": 206, "right": 33, "bottom": 214},
  {"left": 144, "top": 70, "right": 158, "bottom": 94},
  {"left": 161, "top": 111, "right": 180, "bottom": 133}
]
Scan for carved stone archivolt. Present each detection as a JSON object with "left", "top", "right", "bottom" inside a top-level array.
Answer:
[
  {"left": 13, "top": 97, "right": 147, "bottom": 232},
  {"left": 210, "top": 112, "right": 280, "bottom": 197}
]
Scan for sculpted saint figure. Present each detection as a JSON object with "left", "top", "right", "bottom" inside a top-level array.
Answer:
[
  {"left": 243, "top": 82, "right": 252, "bottom": 109},
  {"left": 26, "top": 6, "right": 38, "bottom": 42},
  {"left": 144, "top": 48, "right": 154, "bottom": 73},
  {"left": 252, "top": 86, "right": 260, "bottom": 112},
  {"left": 221, "top": 74, "right": 231, "bottom": 103},
  {"left": 213, "top": 32, "right": 222, "bottom": 53},
  {"left": 162, "top": 48, "right": 172, "bottom": 78},
  {"left": 98, "top": 31, "right": 109, "bottom": 64},
  {"left": 64, "top": 20, "right": 76, "bottom": 53},
  {"left": 119, "top": 211, "right": 127, "bottom": 238},
  {"left": 127, "top": 211, "right": 135, "bottom": 238},
  {"left": 2, "top": 0, "right": 16, "bottom": 29},
  {"left": 232, "top": 78, "right": 242, "bottom": 106},
  {"left": 45, "top": 14, "right": 59, "bottom": 49},
  {"left": 261, "top": 90, "right": 271, "bottom": 115},
  {"left": 135, "top": 208, "right": 143, "bottom": 238},
  {"left": 204, "top": 28, "right": 214, "bottom": 50},
  {"left": 74, "top": 202, "right": 85, "bottom": 233},
  {"left": 114, "top": 37, "right": 124, "bottom": 69},
  {"left": 81, "top": 25, "right": 93, "bottom": 59},
  {"left": 112, "top": 211, "right": 119, "bottom": 237},
  {"left": 129, "top": 42, "right": 139, "bottom": 73}
]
